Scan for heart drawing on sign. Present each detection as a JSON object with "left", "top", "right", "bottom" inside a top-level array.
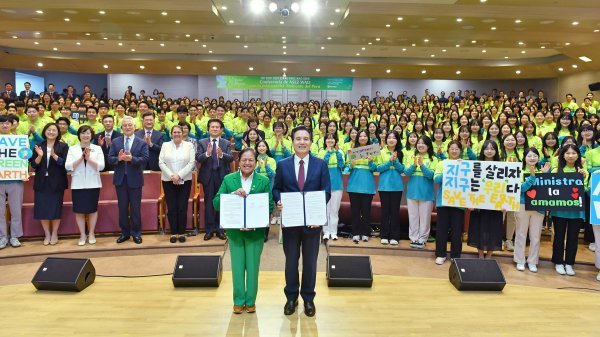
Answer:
[
  {"left": 526, "top": 189, "right": 536, "bottom": 199},
  {"left": 571, "top": 192, "right": 579, "bottom": 199},
  {"left": 572, "top": 187, "right": 578, "bottom": 193}
]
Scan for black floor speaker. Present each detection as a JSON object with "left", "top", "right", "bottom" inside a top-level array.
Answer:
[
  {"left": 31, "top": 257, "right": 96, "bottom": 292},
  {"left": 327, "top": 255, "right": 373, "bottom": 287},
  {"left": 172, "top": 255, "right": 222, "bottom": 287},
  {"left": 589, "top": 82, "right": 600, "bottom": 91},
  {"left": 449, "top": 258, "right": 506, "bottom": 291}
]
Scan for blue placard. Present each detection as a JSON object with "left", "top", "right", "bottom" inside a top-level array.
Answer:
[{"left": 590, "top": 173, "right": 600, "bottom": 225}]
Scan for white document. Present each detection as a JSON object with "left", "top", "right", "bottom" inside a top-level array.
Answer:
[
  {"left": 220, "top": 193, "right": 270, "bottom": 229},
  {"left": 245, "top": 193, "right": 270, "bottom": 228},
  {"left": 280, "top": 192, "right": 306, "bottom": 227},
  {"left": 304, "top": 191, "right": 327, "bottom": 227},
  {"left": 280, "top": 191, "right": 328, "bottom": 227}
]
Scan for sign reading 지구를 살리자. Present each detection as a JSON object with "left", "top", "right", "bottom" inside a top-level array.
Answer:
[{"left": 441, "top": 160, "right": 522, "bottom": 211}]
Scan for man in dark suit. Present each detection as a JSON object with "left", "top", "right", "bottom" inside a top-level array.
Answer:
[
  {"left": 108, "top": 116, "right": 149, "bottom": 244},
  {"left": 18, "top": 82, "right": 36, "bottom": 102},
  {"left": 195, "top": 117, "right": 233, "bottom": 240},
  {"left": 2, "top": 83, "right": 17, "bottom": 104},
  {"left": 272, "top": 125, "right": 331, "bottom": 317},
  {"left": 47, "top": 83, "right": 60, "bottom": 101},
  {"left": 134, "top": 111, "right": 163, "bottom": 171},
  {"left": 94, "top": 115, "right": 122, "bottom": 172}
]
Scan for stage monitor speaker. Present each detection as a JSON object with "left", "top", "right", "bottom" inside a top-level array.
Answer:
[
  {"left": 327, "top": 255, "right": 373, "bottom": 287},
  {"left": 172, "top": 255, "right": 222, "bottom": 287},
  {"left": 449, "top": 258, "right": 506, "bottom": 291},
  {"left": 589, "top": 82, "right": 600, "bottom": 91},
  {"left": 31, "top": 257, "right": 96, "bottom": 292}
]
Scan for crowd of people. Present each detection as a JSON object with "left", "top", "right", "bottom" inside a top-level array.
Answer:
[{"left": 0, "top": 82, "right": 599, "bottom": 283}]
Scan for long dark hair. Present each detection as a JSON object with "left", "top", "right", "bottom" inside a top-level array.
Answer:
[
  {"left": 354, "top": 130, "right": 371, "bottom": 148},
  {"left": 557, "top": 144, "right": 583, "bottom": 172},
  {"left": 500, "top": 133, "right": 520, "bottom": 162},
  {"left": 522, "top": 147, "right": 540, "bottom": 170},
  {"left": 384, "top": 130, "right": 403, "bottom": 164},
  {"left": 255, "top": 139, "right": 272, "bottom": 158},
  {"left": 414, "top": 135, "right": 434, "bottom": 160},
  {"left": 478, "top": 140, "right": 500, "bottom": 161}
]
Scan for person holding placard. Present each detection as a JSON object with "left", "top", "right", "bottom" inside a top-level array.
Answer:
[
  {"left": 404, "top": 135, "right": 438, "bottom": 249},
  {"left": 550, "top": 144, "right": 588, "bottom": 276},
  {"left": 500, "top": 133, "right": 520, "bottom": 252},
  {"left": 433, "top": 141, "right": 465, "bottom": 264},
  {"left": 347, "top": 130, "right": 377, "bottom": 243},
  {"left": 214, "top": 148, "right": 274, "bottom": 314},
  {"left": 376, "top": 130, "right": 404, "bottom": 245},
  {"left": 273, "top": 125, "right": 331, "bottom": 317},
  {"left": 467, "top": 140, "right": 504, "bottom": 259},
  {"left": 515, "top": 147, "right": 550, "bottom": 272}
]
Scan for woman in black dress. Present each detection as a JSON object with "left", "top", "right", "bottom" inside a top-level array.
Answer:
[
  {"left": 467, "top": 140, "right": 504, "bottom": 259},
  {"left": 30, "top": 123, "right": 69, "bottom": 245}
]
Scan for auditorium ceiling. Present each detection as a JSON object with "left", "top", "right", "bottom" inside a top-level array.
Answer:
[{"left": 0, "top": 0, "right": 598, "bottom": 79}]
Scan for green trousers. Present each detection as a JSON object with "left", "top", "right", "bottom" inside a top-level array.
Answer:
[{"left": 227, "top": 228, "right": 265, "bottom": 306}]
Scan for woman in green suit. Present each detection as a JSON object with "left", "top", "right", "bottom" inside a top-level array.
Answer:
[{"left": 214, "top": 147, "right": 274, "bottom": 314}]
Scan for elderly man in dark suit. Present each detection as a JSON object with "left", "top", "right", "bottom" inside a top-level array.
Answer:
[
  {"left": 134, "top": 112, "right": 163, "bottom": 171},
  {"left": 273, "top": 125, "right": 331, "bottom": 317},
  {"left": 108, "top": 116, "right": 149, "bottom": 244},
  {"left": 94, "top": 115, "right": 122, "bottom": 171},
  {"left": 196, "top": 117, "right": 233, "bottom": 240}
]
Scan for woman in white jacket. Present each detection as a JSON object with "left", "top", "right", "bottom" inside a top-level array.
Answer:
[
  {"left": 158, "top": 125, "right": 196, "bottom": 243},
  {"left": 65, "top": 125, "right": 105, "bottom": 246}
]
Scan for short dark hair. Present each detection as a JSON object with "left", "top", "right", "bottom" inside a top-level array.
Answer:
[
  {"left": 142, "top": 111, "right": 155, "bottom": 119},
  {"left": 41, "top": 123, "right": 61, "bottom": 142},
  {"left": 56, "top": 117, "right": 71, "bottom": 126},
  {"left": 0, "top": 115, "right": 9, "bottom": 123},
  {"left": 102, "top": 114, "right": 114, "bottom": 122},
  {"left": 24, "top": 82, "right": 31, "bottom": 86},
  {"left": 86, "top": 106, "right": 97, "bottom": 113},
  {"left": 291, "top": 125, "right": 312, "bottom": 140},
  {"left": 238, "top": 147, "right": 256, "bottom": 160},
  {"left": 207, "top": 118, "right": 224, "bottom": 129},
  {"left": 177, "top": 106, "right": 188, "bottom": 113}
]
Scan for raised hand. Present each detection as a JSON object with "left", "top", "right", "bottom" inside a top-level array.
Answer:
[
  {"left": 34, "top": 145, "right": 43, "bottom": 157},
  {"left": 98, "top": 135, "right": 105, "bottom": 147},
  {"left": 217, "top": 146, "right": 223, "bottom": 158},
  {"left": 118, "top": 149, "right": 126, "bottom": 161},
  {"left": 144, "top": 134, "right": 152, "bottom": 145},
  {"left": 105, "top": 136, "right": 112, "bottom": 147},
  {"left": 206, "top": 141, "right": 213, "bottom": 156}
]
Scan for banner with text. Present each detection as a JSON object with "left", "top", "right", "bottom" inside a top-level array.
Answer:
[
  {"left": 441, "top": 160, "right": 521, "bottom": 211},
  {"left": 347, "top": 144, "right": 381, "bottom": 161},
  {"left": 524, "top": 173, "right": 585, "bottom": 211},
  {"left": 0, "top": 135, "right": 31, "bottom": 180},
  {"left": 216, "top": 75, "right": 353, "bottom": 90},
  {"left": 590, "top": 174, "right": 600, "bottom": 225}
]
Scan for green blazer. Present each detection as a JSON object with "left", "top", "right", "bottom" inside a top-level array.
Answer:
[{"left": 213, "top": 171, "right": 275, "bottom": 214}]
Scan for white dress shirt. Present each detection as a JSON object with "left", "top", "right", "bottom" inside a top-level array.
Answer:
[
  {"left": 158, "top": 141, "right": 196, "bottom": 182},
  {"left": 241, "top": 171, "right": 254, "bottom": 194},
  {"left": 293, "top": 154, "right": 309, "bottom": 181}
]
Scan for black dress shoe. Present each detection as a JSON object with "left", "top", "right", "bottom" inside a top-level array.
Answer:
[
  {"left": 170, "top": 236, "right": 177, "bottom": 243},
  {"left": 304, "top": 301, "right": 316, "bottom": 317},
  {"left": 178, "top": 236, "right": 186, "bottom": 243},
  {"left": 216, "top": 232, "right": 227, "bottom": 240},
  {"left": 203, "top": 232, "right": 214, "bottom": 241},
  {"left": 133, "top": 236, "right": 142, "bottom": 244},
  {"left": 116, "top": 235, "right": 130, "bottom": 243},
  {"left": 284, "top": 300, "right": 298, "bottom": 315}
]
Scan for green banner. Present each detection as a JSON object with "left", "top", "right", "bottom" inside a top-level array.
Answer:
[{"left": 216, "top": 75, "right": 353, "bottom": 91}]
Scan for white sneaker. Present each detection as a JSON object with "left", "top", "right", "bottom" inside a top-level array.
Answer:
[
  {"left": 322, "top": 233, "right": 330, "bottom": 240},
  {"left": 352, "top": 235, "right": 360, "bottom": 243},
  {"left": 516, "top": 263, "right": 525, "bottom": 271},
  {"left": 389, "top": 239, "right": 399, "bottom": 245},
  {"left": 380, "top": 239, "right": 389, "bottom": 245},
  {"left": 596, "top": 272, "right": 600, "bottom": 282},
  {"left": 88, "top": 234, "right": 96, "bottom": 245},
  {"left": 0, "top": 237, "right": 7, "bottom": 249},
  {"left": 505, "top": 240, "right": 514, "bottom": 251},
  {"left": 590, "top": 243, "right": 596, "bottom": 252},
  {"left": 555, "top": 264, "right": 566, "bottom": 275},
  {"left": 501, "top": 240, "right": 506, "bottom": 251},
  {"left": 435, "top": 257, "right": 446, "bottom": 265},
  {"left": 331, "top": 234, "right": 338, "bottom": 241},
  {"left": 528, "top": 264, "right": 538, "bottom": 273},
  {"left": 78, "top": 236, "right": 86, "bottom": 246},
  {"left": 9, "top": 237, "right": 21, "bottom": 247},
  {"left": 361, "top": 235, "right": 369, "bottom": 242},
  {"left": 565, "top": 264, "right": 576, "bottom": 276}
]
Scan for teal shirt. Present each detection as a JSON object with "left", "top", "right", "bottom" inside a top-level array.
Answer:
[
  {"left": 376, "top": 148, "right": 404, "bottom": 192},
  {"left": 318, "top": 149, "right": 345, "bottom": 191},
  {"left": 404, "top": 156, "right": 437, "bottom": 201},
  {"left": 346, "top": 158, "right": 377, "bottom": 194}
]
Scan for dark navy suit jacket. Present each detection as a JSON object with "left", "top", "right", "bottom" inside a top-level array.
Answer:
[
  {"left": 134, "top": 129, "right": 163, "bottom": 171},
  {"left": 107, "top": 136, "right": 149, "bottom": 188},
  {"left": 273, "top": 153, "right": 331, "bottom": 205}
]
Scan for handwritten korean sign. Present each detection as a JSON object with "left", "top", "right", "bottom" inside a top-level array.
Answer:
[
  {"left": 441, "top": 160, "right": 521, "bottom": 211},
  {"left": 347, "top": 144, "right": 381, "bottom": 161}
]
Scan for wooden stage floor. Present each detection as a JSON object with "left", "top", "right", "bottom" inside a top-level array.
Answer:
[{"left": 1, "top": 271, "right": 599, "bottom": 337}]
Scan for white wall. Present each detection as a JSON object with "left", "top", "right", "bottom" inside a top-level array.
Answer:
[{"left": 108, "top": 74, "right": 199, "bottom": 99}]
